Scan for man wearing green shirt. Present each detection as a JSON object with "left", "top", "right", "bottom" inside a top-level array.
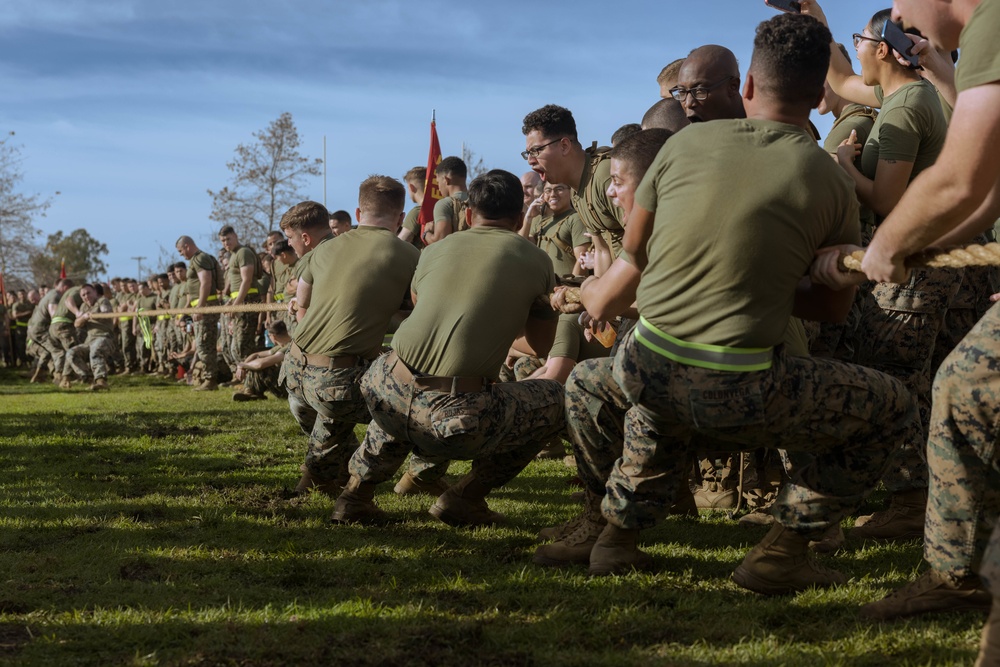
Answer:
[
  {"left": 548, "top": 15, "right": 919, "bottom": 594},
  {"left": 176, "top": 235, "right": 224, "bottom": 390},
  {"left": 423, "top": 157, "right": 468, "bottom": 245},
  {"left": 26, "top": 279, "right": 72, "bottom": 383},
  {"left": 50, "top": 284, "right": 86, "bottom": 389},
  {"left": 70, "top": 283, "right": 114, "bottom": 391},
  {"left": 219, "top": 226, "right": 263, "bottom": 376}
]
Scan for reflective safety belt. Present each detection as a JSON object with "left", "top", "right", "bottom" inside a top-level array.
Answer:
[
  {"left": 634, "top": 316, "right": 773, "bottom": 372},
  {"left": 190, "top": 295, "right": 219, "bottom": 307},
  {"left": 51, "top": 316, "right": 73, "bottom": 325},
  {"left": 229, "top": 288, "right": 259, "bottom": 299}
]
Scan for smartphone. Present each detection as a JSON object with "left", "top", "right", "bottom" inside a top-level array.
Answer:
[
  {"left": 882, "top": 20, "right": 920, "bottom": 68},
  {"left": 764, "top": 0, "right": 801, "bottom": 13}
]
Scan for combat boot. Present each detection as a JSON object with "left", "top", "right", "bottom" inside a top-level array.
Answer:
[
  {"left": 669, "top": 480, "right": 699, "bottom": 518},
  {"left": 860, "top": 569, "right": 991, "bottom": 621},
  {"left": 393, "top": 471, "right": 450, "bottom": 497},
  {"left": 429, "top": 473, "right": 505, "bottom": 527},
  {"left": 58, "top": 376, "right": 72, "bottom": 390},
  {"left": 693, "top": 456, "right": 738, "bottom": 509},
  {"left": 193, "top": 380, "right": 218, "bottom": 391},
  {"left": 852, "top": 488, "right": 926, "bottom": 541},
  {"left": 588, "top": 524, "right": 653, "bottom": 576},
  {"left": 294, "top": 465, "right": 346, "bottom": 496},
  {"left": 330, "top": 476, "right": 388, "bottom": 524},
  {"left": 232, "top": 390, "right": 265, "bottom": 402},
  {"left": 535, "top": 441, "right": 565, "bottom": 460},
  {"left": 29, "top": 366, "right": 46, "bottom": 383},
  {"left": 534, "top": 490, "right": 606, "bottom": 566},
  {"left": 90, "top": 378, "right": 109, "bottom": 392},
  {"left": 975, "top": 598, "right": 1000, "bottom": 667},
  {"left": 731, "top": 523, "right": 847, "bottom": 595},
  {"left": 809, "top": 524, "right": 845, "bottom": 554}
]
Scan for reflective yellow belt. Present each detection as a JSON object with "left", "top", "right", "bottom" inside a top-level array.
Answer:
[
  {"left": 274, "top": 293, "right": 285, "bottom": 302},
  {"left": 230, "top": 288, "right": 259, "bottom": 299},
  {"left": 157, "top": 315, "right": 170, "bottom": 320},
  {"left": 190, "top": 295, "right": 219, "bottom": 307},
  {"left": 51, "top": 316, "right": 73, "bottom": 324},
  {"left": 634, "top": 316, "right": 773, "bottom": 372}
]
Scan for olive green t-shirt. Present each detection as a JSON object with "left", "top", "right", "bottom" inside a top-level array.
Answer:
[
  {"left": 53, "top": 286, "right": 83, "bottom": 321},
  {"left": 862, "top": 81, "right": 947, "bottom": 196},
  {"left": 186, "top": 251, "right": 222, "bottom": 301},
  {"left": 271, "top": 257, "right": 297, "bottom": 300},
  {"left": 956, "top": 0, "right": 1000, "bottom": 92},
  {"left": 571, "top": 146, "right": 624, "bottom": 258},
  {"left": 393, "top": 226, "right": 557, "bottom": 379},
  {"left": 82, "top": 297, "right": 115, "bottom": 340},
  {"left": 433, "top": 191, "right": 469, "bottom": 233},
  {"left": 136, "top": 294, "right": 158, "bottom": 319},
  {"left": 28, "top": 290, "right": 60, "bottom": 329},
  {"left": 13, "top": 299, "right": 34, "bottom": 323},
  {"left": 295, "top": 227, "right": 419, "bottom": 360},
  {"left": 530, "top": 210, "right": 588, "bottom": 277},
  {"left": 402, "top": 205, "right": 425, "bottom": 250},
  {"left": 633, "top": 119, "right": 859, "bottom": 348},
  {"left": 825, "top": 103, "right": 878, "bottom": 237},
  {"left": 227, "top": 245, "right": 260, "bottom": 296},
  {"left": 549, "top": 313, "right": 608, "bottom": 362}
]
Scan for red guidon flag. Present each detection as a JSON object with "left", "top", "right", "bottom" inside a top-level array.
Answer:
[
  {"left": 419, "top": 114, "right": 443, "bottom": 238},
  {"left": 60, "top": 257, "right": 66, "bottom": 280}
]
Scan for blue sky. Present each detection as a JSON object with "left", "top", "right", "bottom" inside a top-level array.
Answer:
[{"left": 2, "top": 0, "right": 882, "bottom": 280}]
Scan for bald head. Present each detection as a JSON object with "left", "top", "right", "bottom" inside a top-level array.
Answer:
[
  {"left": 675, "top": 45, "right": 746, "bottom": 123},
  {"left": 520, "top": 171, "right": 542, "bottom": 209},
  {"left": 641, "top": 99, "right": 691, "bottom": 133}
]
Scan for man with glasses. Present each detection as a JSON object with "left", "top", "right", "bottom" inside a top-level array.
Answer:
[
  {"left": 521, "top": 105, "right": 625, "bottom": 266},
  {"left": 669, "top": 45, "right": 746, "bottom": 123}
]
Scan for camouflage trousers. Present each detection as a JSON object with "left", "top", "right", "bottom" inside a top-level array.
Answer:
[
  {"left": 244, "top": 363, "right": 286, "bottom": 398},
  {"left": 27, "top": 325, "right": 57, "bottom": 372},
  {"left": 228, "top": 306, "right": 261, "bottom": 373},
  {"left": 69, "top": 336, "right": 114, "bottom": 380},
  {"left": 348, "top": 351, "right": 565, "bottom": 490},
  {"left": 119, "top": 319, "right": 138, "bottom": 371},
  {"left": 49, "top": 322, "right": 79, "bottom": 377},
  {"left": 924, "top": 302, "right": 1000, "bottom": 577},
  {"left": 513, "top": 355, "right": 544, "bottom": 381},
  {"left": 599, "top": 329, "right": 919, "bottom": 537},
  {"left": 853, "top": 267, "right": 964, "bottom": 495},
  {"left": 194, "top": 314, "right": 219, "bottom": 382},
  {"left": 136, "top": 320, "right": 154, "bottom": 371}
]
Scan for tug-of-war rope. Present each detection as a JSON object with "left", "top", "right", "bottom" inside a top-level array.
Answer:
[{"left": 83, "top": 243, "right": 1000, "bottom": 319}]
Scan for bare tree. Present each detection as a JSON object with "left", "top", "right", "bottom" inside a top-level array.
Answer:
[
  {"left": 0, "top": 132, "right": 52, "bottom": 286},
  {"left": 461, "top": 144, "right": 489, "bottom": 180},
  {"left": 207, "top": 113, "right": 322, "bottom": 249}
]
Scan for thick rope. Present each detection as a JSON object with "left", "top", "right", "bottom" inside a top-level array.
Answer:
[{"left": 841, "top": 242, "right": 1000, "bottom": 272}]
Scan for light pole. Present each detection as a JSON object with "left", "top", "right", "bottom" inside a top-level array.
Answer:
[{"left": 130, "top": 256, "right": 146, "bottom": 281}]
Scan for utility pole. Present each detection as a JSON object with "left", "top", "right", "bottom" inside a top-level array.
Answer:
[
  {"left": 130, "top": 256, "right": 146, "bottom": 281},
  {"left": 323, "top": 135, "right": 327, "bottom": 208}
]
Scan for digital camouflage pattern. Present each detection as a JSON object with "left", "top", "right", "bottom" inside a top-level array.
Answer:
[
  {"left": 194, "top": 313, "right": 219, "bottom": 382},
  {"left": 924, "top": 303, "right": 1000, "bottom": 578},
  {"left": 48, "top": 322, "right": 78, "bottom": 377},
  {"left": 229, "top": 309, "right": 260, "bottom": 372},
  {"left": 69, "top": 337, "right": 115, "bottom": 381},
  {"left": 565, "top": 356, "right": 629, "bottom": 497},
  {"left": 243, "top": 362, "right": 286, "bottom": 399},
  {"left": 598, "top": 331, "right": 919, "bottom": 537},
  {"left": 348, "top": 352, "right": 565, "bottom": 490}
]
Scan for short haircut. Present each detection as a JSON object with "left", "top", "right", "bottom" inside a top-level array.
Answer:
[
  {"left": 358, "top": 175, "right": 406, "bottom": 218},
  {"left": 175, "top": 235, "right": 195, "bottom": 248},
  {"left": 174, "top": 261, "right": 186, "bottom": 270},
  {"left": 467, "top": 170, "right": 523, "bottom": 222},
  {"left": 81, "top": 283, "right": 95, "bottom": 293},
  {"left": 608, "top": 129, "right": 674, "bottom": 180},
  {"left": 521, "top": 104, "right": 578, "bottom": 141},
  {"left": 611, "top": 123, "right": 642, "bottom": 147},
  {"left": 57, "top": 278, "right": 74, "bottom": 289},
  {"left": 835, "top": 42, "right": 852, "bottom": 66},
  {"left": 218, "top": 225, "right": 236, "bottom": 237},
  {"left": 434, "top": 156, "right": 467, "bottom": 180},
  {"left": 267, "top": 230, "right": 284, "bottom": 240},
  {"left": 656, "top": 58, "right": 686, "bottom": 86},
  {"left": 270, "top": 240, "right": 292, "bottom": 257},
  {"left": 641, "top": 98, "right": 690, "bottom": 133},
  {"left": 750, "top": 14, "right": 831, "bottom": 108},
  {"left": 94, "top": 284, "right": 104, "bottom": 297},
  {"left": 267, "top": 319, "right": 289, "bottom": 337},
  {"left": 330, "top": 209, "right": 352, "bottom": 225},
  {"left": 280, "top": 201, "right": 330, "bottom": 233},
  {"left": 404, "top": 166, "right": 426, "bottom": 185},
  {"left": 156, "top": 273, "right": 168, "bottom": 281}
]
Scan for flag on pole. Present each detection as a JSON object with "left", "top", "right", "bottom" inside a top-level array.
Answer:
[
  {"left": 419, "top": 112, "right": 443, "bottom": 239},
  {"left": 59, "top": 257, "right": 66, "bottom": 280}
]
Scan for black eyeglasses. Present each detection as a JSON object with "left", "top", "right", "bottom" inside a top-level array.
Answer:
[
  {"left": 852, "top": 33, "right": 882, "bottom": 48},
  {"left": 521, "top": 138, "right": 561, "bottom": 160},
  {"left": 669, "top": 76, "right": 734, "bottom": 102}
]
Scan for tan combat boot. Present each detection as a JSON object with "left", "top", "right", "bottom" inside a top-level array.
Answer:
[
  {"left": 58, "top": 376, "right": 72, "bottom": 390},
  {"left": 852, "top": 488, "right": 926, "bottom": 541},
  {"left": 860, "top": 569, "right": 991, "bottom": 621},
  {"left": 428, "top": 473, "right": 505, "bottom": 527},
  {"left": 193, "top": 380, "right": 218, "bottom": 391},
  {"left": 393, "top": 471, "right": 450, "bottom": 497},
  {"left": 330, "top": 476, "right": 388, "bottom": 524},
  {"left": 588, "top": 524, "right": 654, "bottom": 576},
  {"left": 90, "top": 378, "right": 109, "bottom": 392},
  {"left": 534, "top": 490, "right": 606, "bottom": 567},
  {"left": 732, "top": 523, "right": 846, "bottom": 595},
  {"left": 295, "top": 465, "right": 347, "bottom": 497},
  {"left": 975, "top": 598, "right": 1000, "bottom": 667}
]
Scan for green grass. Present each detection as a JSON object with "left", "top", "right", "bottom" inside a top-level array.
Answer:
[{"left": 0, "top": 368, "right": 985, "bottom": 666}]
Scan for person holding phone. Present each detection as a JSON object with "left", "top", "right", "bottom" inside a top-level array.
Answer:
[{"left": 802, "top": 1, "right": 965, "bottom": 544}]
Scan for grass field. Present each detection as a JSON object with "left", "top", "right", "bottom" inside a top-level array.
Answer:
[{"left": 0, "top": 368, "right": 986, "bottom": 666}]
